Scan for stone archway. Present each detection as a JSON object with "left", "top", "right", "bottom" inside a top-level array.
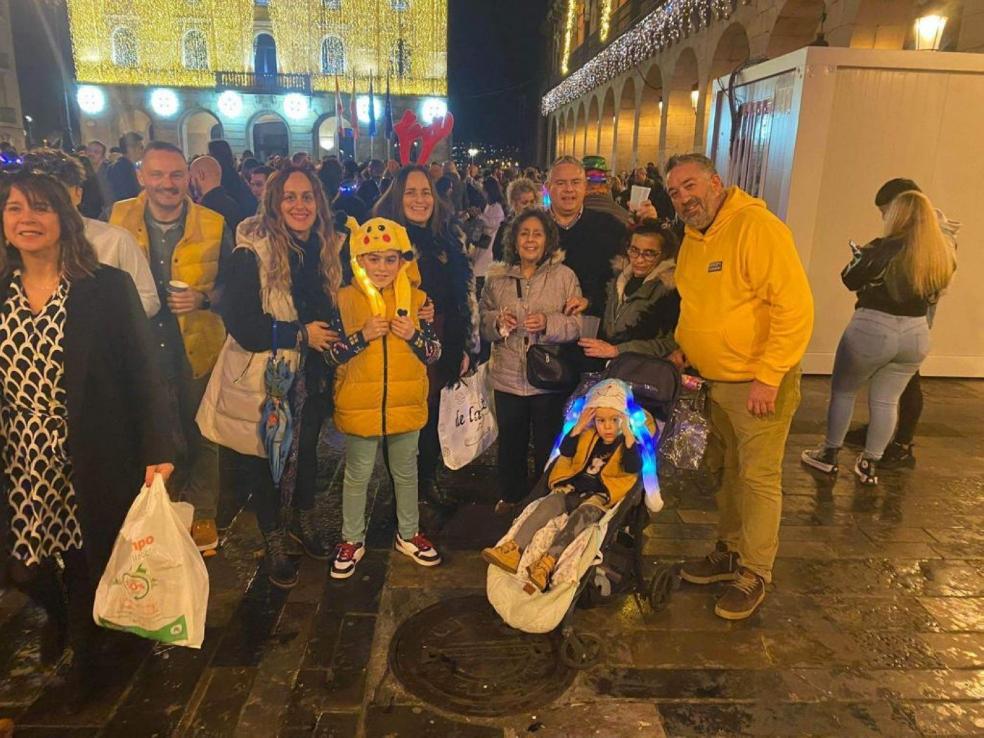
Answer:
[
  {"left": 249, "top": 110, "right": 290, "bottom": 161},
  {"left": 565, "top": 108, "right": 575, "bottom": 156},
  {"left": 637, "top": 63, "right": 663, "bottom": 167},
  {"left": 181, "top": 109, "right": 222, "bottom": 158},
  {"left": 584, "top": 95, "right": 601, "bottom": 157},
  {"left": 848, "top": 0, "right": 923, "bottom": 49},
  {"left": 598, "top": 87, "right": 616, "bottom": 167},
  {"left": 767, "top": 0, "right": 825, "bottom": 57},
  {"left": 313, "top": 114, "right": 354, "bottom": 160},
  {"left": 703, "top": 23, "right": 751, "bottom": 147},
  {"left": 574, "top": 101, "right": 587, "bottom": 158},
  {"left": 615, "top": 76, "right": 638, "bottom": 173},
  {"left": 664, "top": 47, "right": 700, "bottom": 158}
]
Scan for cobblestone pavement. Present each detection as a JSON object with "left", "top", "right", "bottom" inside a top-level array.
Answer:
[{"left": 0, "top": 377, "right": 982, "bottom": 736}]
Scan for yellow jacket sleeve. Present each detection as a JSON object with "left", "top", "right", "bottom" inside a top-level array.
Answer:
[{"left": 739, "top": 218, "right": 814, "bottom": 386}]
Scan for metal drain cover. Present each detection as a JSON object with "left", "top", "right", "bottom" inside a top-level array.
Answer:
[{"left": 389, "top": 595, "right": 577, "bottom": 717}]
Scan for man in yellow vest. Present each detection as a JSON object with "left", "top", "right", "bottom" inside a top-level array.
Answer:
[
  {"left": 664, "top": 154, "right": 814, "bottom": 621},
  {"left": 111, "top": 141, "right": 231, "bottom": 553}
]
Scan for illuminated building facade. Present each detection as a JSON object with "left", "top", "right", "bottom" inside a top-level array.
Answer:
[
  {"left": 69, "top": 0, "right": 449, "bottom": 161},
  {"left": 543, "top": 0, "right": 983, "bottom": 171}
]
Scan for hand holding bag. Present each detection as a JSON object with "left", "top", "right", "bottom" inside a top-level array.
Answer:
[
  {"left": 93, "top": 474, "right": 209, "bottom": 648},
  {"left": 438, "top": 362, "right": 498, "bottom": 470}
]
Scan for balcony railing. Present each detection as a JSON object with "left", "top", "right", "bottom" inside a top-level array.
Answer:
[
  {"left": 215, "top": 71, "right": 312, "bottom": 95},
  {"left": 554, "top": 0, "right": 664, "bottom": 85}
]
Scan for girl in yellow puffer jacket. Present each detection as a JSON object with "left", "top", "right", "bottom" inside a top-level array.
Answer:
[{"left": 326, "top": 218, "right": 443, "bottom": 579}]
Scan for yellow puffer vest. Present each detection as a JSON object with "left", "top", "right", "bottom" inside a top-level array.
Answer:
[
  {"left": 334, "top": 281, "right": 429, "bottom": 438},
  {"left": 110, "top": 194, "right": 226, "bottom": 377},
  {"left": 548, "top": 417, "right": 654, "bottom": 508}
]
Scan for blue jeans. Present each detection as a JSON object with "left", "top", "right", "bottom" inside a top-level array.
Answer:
[
  {"left": 825, "top": 309, "right": 930, "bottom": 460},
  {"left": 341, "top": 431, "right": 420, "bottom": 544}
]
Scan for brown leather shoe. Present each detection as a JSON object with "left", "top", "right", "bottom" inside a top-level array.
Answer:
[
  {"left": 527, "top": 554, "right": 557, "bottom": 592},
  {"left": 482, "top": 540, "right": 522, "bottom": 574},
  {"left": 714, "top": 567, "right": 766, "bottom": 620},
  {"left": 680, "top": 541, "right": 739, "bottom": 584}
]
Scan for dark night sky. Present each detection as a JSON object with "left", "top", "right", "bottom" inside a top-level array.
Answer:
[
  {"left": 11, "top": 0, "right": 551, "bottom": 159},
  {"left": 447, "top": 0, "right": 551, "bottom": 160}
]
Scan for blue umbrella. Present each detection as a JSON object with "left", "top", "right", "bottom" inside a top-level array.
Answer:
[{"left": 260, "top": 326, "right": 295, "bottom": 487}]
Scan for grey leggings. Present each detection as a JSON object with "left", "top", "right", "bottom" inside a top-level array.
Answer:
[
  {"left": 825, "top": 308, "right": 930, "bottom": 460},
  {"left": 513, "top": 492, "right": 605, "bottom": 559}
]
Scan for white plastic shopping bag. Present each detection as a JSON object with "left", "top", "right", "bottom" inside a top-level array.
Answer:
[
  {"left": 438, "top": 362, "right": 497, "bottom": 470},
  {"left": 93, "top": 474, "right": 209, "bottom": 649}
]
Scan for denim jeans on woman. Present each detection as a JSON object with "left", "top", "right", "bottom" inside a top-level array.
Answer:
[{"left": 824, "top": 308, "right": 930, "bottom": 459}]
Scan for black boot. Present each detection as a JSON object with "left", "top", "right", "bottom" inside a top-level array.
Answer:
[
  {"left": 288, "top": 507, "right": 331, "bottom": 560},
  {"left": 263, "top": 529, "right": 299, "bottom": 589},
  {"left": 420, "top": 477, "right": 455, "bottom": 509}
]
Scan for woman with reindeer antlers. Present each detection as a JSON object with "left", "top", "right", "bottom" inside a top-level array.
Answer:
[{"left": 373, "top": 111, "right": 477, "bottom": 507}]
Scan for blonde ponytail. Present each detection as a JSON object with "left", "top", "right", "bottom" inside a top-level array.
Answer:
[{"left": 882, "top": 191, "right": 955, "bottom": 301}]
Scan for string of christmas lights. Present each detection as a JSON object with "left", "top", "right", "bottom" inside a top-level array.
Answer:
[
  {"left": 600, "top": 0, "right": 613, "bottom": 42},
  {"left": 545, "top": 0, "right": 737, "bottom": 115},
  {"left": 68, "top": 0, "right": 447, "bottom": 97}
]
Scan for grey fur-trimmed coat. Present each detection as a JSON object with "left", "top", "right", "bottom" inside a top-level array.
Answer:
[
  {"left": 600, "top": 256, "right": 680, "bottom": 358},
  {"left": 479, "top": 251, "right": 582, "bottom": 396}
]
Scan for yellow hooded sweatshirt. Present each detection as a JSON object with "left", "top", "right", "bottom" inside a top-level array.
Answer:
[{"left": 674, "top": 187, "right": 814, "bottom": 386}]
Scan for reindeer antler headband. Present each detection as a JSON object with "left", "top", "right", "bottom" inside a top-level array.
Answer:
[{"left": 393, "top": 110, "right": 455, "bottom": 166}]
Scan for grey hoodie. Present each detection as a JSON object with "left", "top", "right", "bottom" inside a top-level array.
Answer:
[{"left": 479, "top": 251, "right": 582, "bottom": 396}]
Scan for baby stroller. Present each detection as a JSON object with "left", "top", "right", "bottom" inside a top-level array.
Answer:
[{"left": 486, "top": 353, "right": 682, "bottom": 669}]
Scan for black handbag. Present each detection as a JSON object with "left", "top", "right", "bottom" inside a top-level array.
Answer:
[
  {"left": 514, "top": 276, "right": 583, "bottom": 391},
  {"left": 526, "top": 342, "right": 582, "bottom": 391}
]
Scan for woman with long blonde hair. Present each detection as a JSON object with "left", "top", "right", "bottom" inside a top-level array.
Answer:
[
  {"left": 802, "top": 190, "right": 955, "bottom": 486},
  {"left": 198, "top": 164, "right": 342, "bottom": 588}
]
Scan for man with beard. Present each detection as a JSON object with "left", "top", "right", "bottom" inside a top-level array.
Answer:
[
  {"left": 111, "top": 141, "right": 233, "bottom": 553},
  {"left": 547, "top": 156, "right": 627, "bottom": 318},
  {"left": 666, "top": 153, "right": 813, "bottom": 621}
]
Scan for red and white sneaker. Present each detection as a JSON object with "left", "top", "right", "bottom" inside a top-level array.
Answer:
[
  {"left": 394, "top": 533, "right": 442, "bottom": 567},
  {"left": 330, "top": 541, "right": 365, "bottom": 579}
]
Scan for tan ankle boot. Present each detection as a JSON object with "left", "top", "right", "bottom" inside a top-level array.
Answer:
[
  {"left": 481, "top": 540, "right": 522, "bottom": 574},
  {"left": 527, "top": 553, "right": 557, "bottom": 592}
]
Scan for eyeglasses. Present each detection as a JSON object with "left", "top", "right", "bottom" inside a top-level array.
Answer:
[{"left": 628, "top": 246, "right": 661, "bottom": 261}]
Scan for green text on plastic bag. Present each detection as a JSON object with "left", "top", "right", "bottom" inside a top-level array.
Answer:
[{"left": 98, "top": 614, "right": 189, "bottom": 643}]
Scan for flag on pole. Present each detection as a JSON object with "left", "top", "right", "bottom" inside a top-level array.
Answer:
[
  {"left": 368, "top": 76, "right": 377, "bottom": 139},
  {"left": 384, "top": 73, "right": 394, "bottom": 141},
  {"left": 334, "top": 75, "right": 344, "bottom": 149},
  {"left": 350, "top": 71, "right": 359, "bottom": 145}
]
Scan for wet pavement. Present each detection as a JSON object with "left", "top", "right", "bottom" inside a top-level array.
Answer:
[{"left": 0, "top": 377, "right": 982, "bottom": 736}]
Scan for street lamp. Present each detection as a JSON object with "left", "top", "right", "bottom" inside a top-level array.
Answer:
[
  {"left": 914, "top": 13, "right": 948, "bottom": 50},
  {"left": 23, "top": 115, "right": 33, "bottom": 149}
]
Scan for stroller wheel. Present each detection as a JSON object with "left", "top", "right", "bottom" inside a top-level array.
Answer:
[
  {"left": 648, "top": 563, "right": 681, "bottom": 612},
  {"left": 559, "top": 630, "right": 602, "bottom": 670}
]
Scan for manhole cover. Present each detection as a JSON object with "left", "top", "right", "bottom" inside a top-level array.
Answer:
[{"left": 389, "top": 595, "right": 577, "bottom": 717}]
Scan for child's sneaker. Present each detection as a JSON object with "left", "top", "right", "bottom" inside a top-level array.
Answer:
[
  {"left": 395, "top": 533, "right": 442, "bottom": 567},
  {"left": 854, "top": 455, "right": 879, "bottom": 486},
  {"left": 801, "top": 444, "right": 839, "bottom": 474},
  {"left": 482, "top": 540, "right": 521, "bottom": 574},
  {"left": 527, "top": 553, "right": 557, "bottom": 592},
  {"left": 330, "top": 542, "right": 365, "bottom": 579}
]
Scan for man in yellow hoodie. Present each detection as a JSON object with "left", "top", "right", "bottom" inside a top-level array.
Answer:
[{"left": 665, "top": 154, "right": 813, "bottom": 620}]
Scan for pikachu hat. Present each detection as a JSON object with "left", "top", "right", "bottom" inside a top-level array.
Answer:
[{"left": 350, "top": 218, "right": 417, "bottom": 318}]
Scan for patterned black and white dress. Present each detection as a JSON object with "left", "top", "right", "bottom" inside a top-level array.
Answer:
[{"left": 0, "top": 271, "right": 83, "bottom": 566}]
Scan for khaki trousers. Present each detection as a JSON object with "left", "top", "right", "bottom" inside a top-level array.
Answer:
[{"left": 708, "top": 367, "right": 801, "bottom": 583}]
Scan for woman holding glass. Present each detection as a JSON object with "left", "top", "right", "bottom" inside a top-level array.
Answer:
[{"left": 479, "top": 208, "right": 582, "bottom": 514}]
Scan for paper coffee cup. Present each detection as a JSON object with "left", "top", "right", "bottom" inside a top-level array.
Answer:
[
  {"left": 168, "top": 280, "right": 189, "bottom": 294},
  {"left": 629, "top": 186, "right": 651, "bottom": 208}
]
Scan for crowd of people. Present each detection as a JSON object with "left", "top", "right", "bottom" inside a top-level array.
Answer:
[{"left": 0, "top": 130, "right": 957, "bottom": 705}]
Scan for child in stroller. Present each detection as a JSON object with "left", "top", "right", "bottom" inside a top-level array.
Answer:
[{"left": 483, "top": 379, "right": 646, "bottom": 592}]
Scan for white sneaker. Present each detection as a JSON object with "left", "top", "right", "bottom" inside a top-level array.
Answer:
[
  {"left": 330, "top": 542, "right": 365, "bottom": 579},
  {"left": 394, "top": 533, "right": 442, "bottom": 567}
]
